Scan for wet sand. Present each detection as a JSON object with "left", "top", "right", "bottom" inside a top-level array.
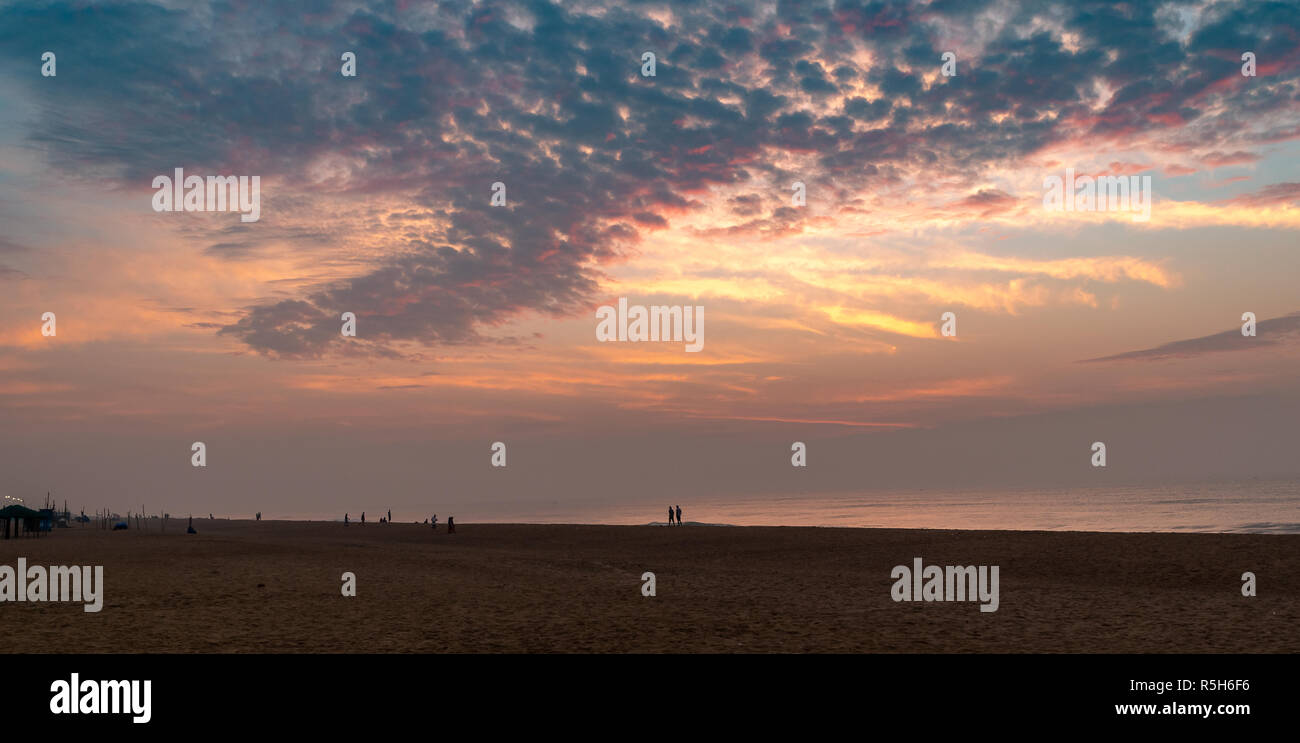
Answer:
[{"left": 2, "top": 520, "right": 1295, "bottom": 653}]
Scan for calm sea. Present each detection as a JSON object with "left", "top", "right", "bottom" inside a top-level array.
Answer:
[
  {"left": 278, "top": 479, "right": 1300, "bottom": 533},
  {"left": 423, "top": 478, "right": 1300, "bottom": 534}
]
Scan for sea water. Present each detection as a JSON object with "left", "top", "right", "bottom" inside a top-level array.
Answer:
[{"left": 479, "top": 478, "right": 1300, "bottom": 533}]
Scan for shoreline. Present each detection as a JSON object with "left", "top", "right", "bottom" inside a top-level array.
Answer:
[{"left": 61, "top": 516, "right": 1299, "bottom": 536}]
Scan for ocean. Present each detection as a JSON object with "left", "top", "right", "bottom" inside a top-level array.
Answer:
[{"left": 437, "top": 478, "right": 1300, "bottom": 533}]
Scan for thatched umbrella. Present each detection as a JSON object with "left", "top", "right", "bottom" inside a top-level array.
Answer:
[{"left": 0, "top": 504, "right": 43, "bottom": 539}]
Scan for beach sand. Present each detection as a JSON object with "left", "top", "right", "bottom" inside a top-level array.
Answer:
[{"left": 2, "top": 520, "right": 1295, "bottom": 653}]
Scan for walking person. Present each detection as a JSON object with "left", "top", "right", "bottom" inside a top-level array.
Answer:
[
  {"left": 668, "top": 506, "right": 674, "bottom": 525},
  {"left": 447, "top": 516, "right": 455, "bottom": 534},
  {"left": 676, "top": 505, "right": 682, "bottom": 525}
]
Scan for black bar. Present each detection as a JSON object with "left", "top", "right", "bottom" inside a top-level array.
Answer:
[{"left": 13, "top": 653, "right": 1288, "bottom": 731}]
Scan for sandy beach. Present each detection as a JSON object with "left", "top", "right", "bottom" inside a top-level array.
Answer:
[{"left": 2, "top": 520, "right": 1296, "bottom": 653}]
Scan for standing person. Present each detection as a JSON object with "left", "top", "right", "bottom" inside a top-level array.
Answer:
[
  {"left": 388, "top": 509, "right": 392, "bottom": 523},
  {"left": 447, "top": 516, "right": 455, "bottom": 534},
  {"left": 676, "top": 505, "right": 682, "bottom": 525},
  {"left": 431, "top": 514, "right": 437, "bottom": 531},
  {"left": 668, "top": 506, "right": 674, "bottom": 525},
  {"left": 361, "top": 511, "right": 365, "bottom": 525},
  {"left": 345, "top": 513, "right": 349, "bottom": 526}
]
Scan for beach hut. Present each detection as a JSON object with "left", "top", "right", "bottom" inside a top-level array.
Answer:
[{"left": 0, "top": 505, "right": 43, "bottom": 539}]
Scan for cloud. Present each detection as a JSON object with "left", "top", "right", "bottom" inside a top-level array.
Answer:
[
  {"left": 1080, "top": 312, "right": 1300, "bottom": 363},
  {"left": 3, "top": 0, "right": 1297, "bottom": 358},
  {"left": 0, "top": 237, "right": 30, "bottom": 254},
  {"left": 1201, "top": 150, "right": 1262, "bottom": 167},
  {"left": 204, "top": 242, "right": 260, "bottom": 260},
  {"left": 943, "top": 189, "right": 1019, "bottom": 218},
  {"left": 1216, "top": 182, "right": 1300, "bottom": 208}
]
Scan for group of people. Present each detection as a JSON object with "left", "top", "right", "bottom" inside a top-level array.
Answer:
[
  {"left": 342, "top": 511, "right": 454, "bottom": 533},
  {"left": 667, "top": 505, "right": 683, "bottom": 525},
  {"left": 344, "top": 511, "right": 383, "bottom": 525}
]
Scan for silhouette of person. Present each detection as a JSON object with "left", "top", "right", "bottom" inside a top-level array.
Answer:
[
  {"left": 345, "top": 513, "right": 349, "bottom": 526},
  {"left": 447, "top": 516, "right": 455, "bottom": 534},
  {"left": 668, "top": 506, "right": 674, "bottom": 525},
  {"left": 361, "top": 511, "right": 365, "bottom": 525},
  {"left": 431, "top": 514, "right": 437, "bottom": 531},
  {"left": 388, "top": 510, "right": 392, "bottom": 523},
  {"left": 676, "top": 505, "right": 682, "bottom": 525},
  {"left": 186, "top": 516, "right": 196, "bottom": 535}
]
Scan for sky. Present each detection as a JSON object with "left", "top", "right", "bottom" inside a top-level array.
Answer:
[{"left": 0, "top": 0, "right": 1298, "bottom": 520}]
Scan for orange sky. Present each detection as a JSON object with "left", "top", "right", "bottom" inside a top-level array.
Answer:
[{"left": 1, "top": 0, "right": 1298, "bottom": 517}]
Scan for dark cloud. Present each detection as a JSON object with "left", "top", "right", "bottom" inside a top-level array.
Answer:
[
  {"left": 632, "top": 212, "right": 669, "bottom": 227},
  {"left": 204, "top": 242, "right": 260, "bottom": 260},
  {"left": 0, "top": 237, "right": 30, "bottom": 254},
  {"left": 944, "top": 189, "right": 1019, "bottom": 218},
  {"left": 729, "top": 193, "right": 763, "bottom": 216},
  {"left": 0, "top": 236, "right": 25, "bottom": 278},
  {"left": 1080, "top": 312, "right": 1300, "bottom": 363}
]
